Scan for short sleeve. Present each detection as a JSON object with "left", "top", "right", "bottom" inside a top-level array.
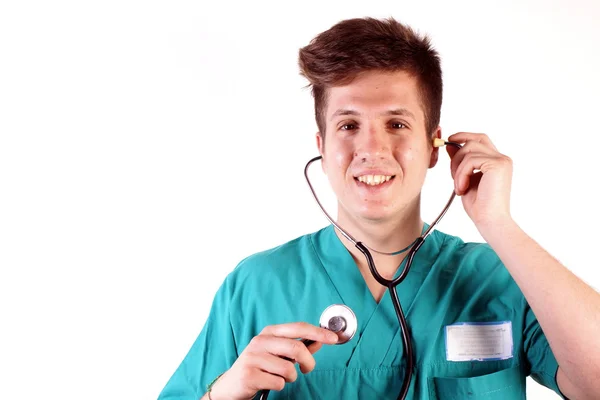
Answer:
[
  {"left": 158, "top": 276, "right": 239, "bottom": 399},
  {"left": 522, "top": 300, "right": 567, "bottom": 399}
]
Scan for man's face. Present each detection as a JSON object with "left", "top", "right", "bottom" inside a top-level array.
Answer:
[{"left": 317, "top": 69, "right": 439, "bottom": 223}]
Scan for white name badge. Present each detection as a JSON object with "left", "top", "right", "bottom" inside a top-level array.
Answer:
[{"left": 445, "top": 321, "right": 513, "bottom": 362}]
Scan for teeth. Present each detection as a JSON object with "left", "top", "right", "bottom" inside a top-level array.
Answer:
[{"left": 357, "top": 175, "right": 392, "bottom": 186}]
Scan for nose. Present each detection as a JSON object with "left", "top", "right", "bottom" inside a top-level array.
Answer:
[{"left": 354, "top": 124, "right": 390, "bottom": 162}]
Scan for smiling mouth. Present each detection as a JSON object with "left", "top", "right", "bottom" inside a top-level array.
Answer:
[{"left": 355, "top": 175, "right": 395, "bottom": 186}]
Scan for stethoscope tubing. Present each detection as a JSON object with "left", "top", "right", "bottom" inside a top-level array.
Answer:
[{"left": 259, "top": 141, "right": 461, "bottom": 400}]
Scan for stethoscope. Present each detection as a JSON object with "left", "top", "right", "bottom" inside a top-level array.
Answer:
[{"left": 259, "top": 138, "right": 461, "bottom": 400}]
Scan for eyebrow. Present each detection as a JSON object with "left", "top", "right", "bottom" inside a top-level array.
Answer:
[{"left": 330, "top": 108, "right": 416, "bottom": 121}]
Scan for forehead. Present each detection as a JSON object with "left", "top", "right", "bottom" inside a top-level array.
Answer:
[{"left": 325, "top": 70, "right": 424, "bottom": 121}]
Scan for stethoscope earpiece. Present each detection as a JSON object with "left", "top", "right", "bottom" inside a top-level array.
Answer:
[{"left": 433, "top": 137, "right": 446, "bottom": 147}]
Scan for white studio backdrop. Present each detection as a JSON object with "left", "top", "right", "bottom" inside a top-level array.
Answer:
[{"left": 0, "top": 0, "right": 598, "bottom": 399}]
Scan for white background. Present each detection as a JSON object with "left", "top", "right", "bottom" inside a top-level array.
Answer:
[{"left": 1, "top": 0, "right": 599, "bottom": 399}]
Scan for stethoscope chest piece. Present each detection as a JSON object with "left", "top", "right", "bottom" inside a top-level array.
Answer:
[{"left": 319, "top": 304, "right": 357, "bottom": 344}]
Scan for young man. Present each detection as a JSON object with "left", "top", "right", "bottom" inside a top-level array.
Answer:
[{"left": 158, "top": 17, "right": 600, "bottom": 399}]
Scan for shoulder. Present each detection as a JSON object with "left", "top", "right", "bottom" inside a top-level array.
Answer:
[
  {"left": 216, "top": 226, "right": 331, "bottom": 336},
  {"left": 432, "top": 228, "right": 523, "bottom": 302},
  {"left": 225, "top": 225, "right": 329, "bottom": 286},
  {"left": 434, "top": 229, "right": 505, "bottom": 274}
]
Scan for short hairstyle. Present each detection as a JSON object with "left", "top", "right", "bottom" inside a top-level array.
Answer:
[{"left": 298, "top": 17, "right": 443, "bottom": 138}]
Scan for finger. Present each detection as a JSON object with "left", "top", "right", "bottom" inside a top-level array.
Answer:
[
  {"left": 300, "top": 341, "right": 324, "bottom": 373},
  {"left": 248, "top": 352, "right": 298, "bottom": 383},
  {"left": 447, "top": 132, "right": 497, "bottom": 151},
  {"left": 446, "top": 135, "right": 495, "bottom": 161},
  {"left": 445, "top": 143, "right": 460, "bottom": 160},
  {"left": 266, "top": 339, "right": 324, "bottom": 374},
  {"left": 449, "top": 142, "right": 498, "bottom": 180},
  {"left": 468, "top": 172, "right": 483, "bottom": 195},
  {"left": 250, "top": 369, "right": 287, "bottom": 392},
  {"left": 458, "top": 139, "right": 498, "bottom": 155},
  {"left": 253, "top": 336, "right": 317, "bottom": 373},
  {"left": 454, "top": 155, "right": 493, "bottom": 194},
  {"left": 261, "top": 322, "right": 339, "bottom": 344},
  {"left": 305, "top": 341, "right": 324, "bottom": 355}
]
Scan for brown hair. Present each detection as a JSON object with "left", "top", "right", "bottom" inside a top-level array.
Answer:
[{"left": 298, "top": 17, "right": 443, "bottom": 138}]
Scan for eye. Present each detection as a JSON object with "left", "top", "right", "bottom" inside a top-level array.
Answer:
[
  {"left": 340, "top": 123, "right": 357, "bottom": 131},
  {"left": 390, "top": 121, "right": 407, "bottom": 129}
]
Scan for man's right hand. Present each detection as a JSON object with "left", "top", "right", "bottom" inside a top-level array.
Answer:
[{"left": 208, "top": 322, "right": 339, "bottom": 400}]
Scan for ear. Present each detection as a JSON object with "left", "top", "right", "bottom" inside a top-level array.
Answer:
[
  {"left": 316, "top": 132, "right": 324, "bottom": 156},
  {"left": 429, "top": 127, "right": 442, "bottom": 168},
  {"left": 316, "top": 132, "right": 326, "bottom": 173}
]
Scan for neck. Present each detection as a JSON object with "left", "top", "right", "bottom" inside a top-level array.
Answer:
[
  {"left": 334, "top": 200, "right": 424, "bottom": 279},
  {"left": 337, "top": 203, "right": 423, "bottom": 252}
]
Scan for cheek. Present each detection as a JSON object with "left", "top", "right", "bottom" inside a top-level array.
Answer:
[
  {"left": 324, "top": 141, "right": 353, "bottom": 175},
  {"left": 395, "top": 144, "right": 430, "bottom": 170},
  {"left": 397, "top": 146, "right": 417, "bottom": 163},
  {"left": 333, "top": 151, "right": 352, "bottom": 171}
]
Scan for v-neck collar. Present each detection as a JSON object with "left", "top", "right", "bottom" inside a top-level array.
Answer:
[
  {"left": 310, "top": 223, "right": 446, "bottom": 367},
  {"left": 313, "top": 223, "right": 441, "bottom": 287}
]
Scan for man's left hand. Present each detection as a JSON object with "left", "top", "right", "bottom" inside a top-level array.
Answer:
[{"left": 446, "top": 132, "right": 514, "bottom": 231}]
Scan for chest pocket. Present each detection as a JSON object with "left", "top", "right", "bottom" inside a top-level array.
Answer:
[{"left": 429, "top": 365, "right": 524, "bottom": 400}]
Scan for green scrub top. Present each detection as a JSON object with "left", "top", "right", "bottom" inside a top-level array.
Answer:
[{"left": 158, "top": 225, "right": 565, "bottom": 399}]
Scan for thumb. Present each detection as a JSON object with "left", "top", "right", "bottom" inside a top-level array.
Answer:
[{"left": 446, "top": 143, "right": 459, "bottom": 159}]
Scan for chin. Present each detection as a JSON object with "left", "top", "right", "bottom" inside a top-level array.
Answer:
[
  {"left": 353, "top": 206, "right": 396, "bottom": 223},
  {"left": 338, "top": 199, "right": 404, "bottom": 224}
]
